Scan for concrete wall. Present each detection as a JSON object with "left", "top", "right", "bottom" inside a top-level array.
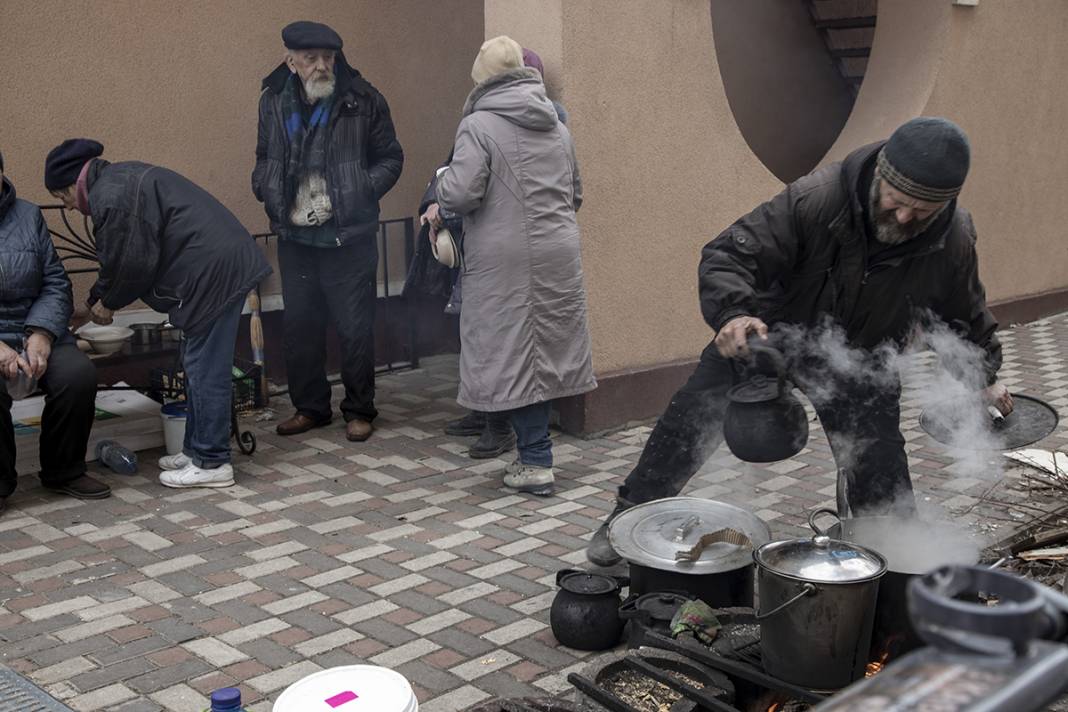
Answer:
[
  {"left": 0, "top": 0, "right": 484, "bottom": 300},
  {"left": 824, "top": 0, "right": 1068, "bottom": 305},
  {"left": 709, "top": 0, "right": 855, "bottom": 182},
  {"left": 486, "top": 0, "right": 783, "bottom": 374}
]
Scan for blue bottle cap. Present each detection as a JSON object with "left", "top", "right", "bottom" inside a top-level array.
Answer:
[{"left": 210, "top": 687, "right": 242, "bottom": 709}]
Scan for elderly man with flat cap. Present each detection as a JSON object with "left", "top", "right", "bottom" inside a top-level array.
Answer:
[
  {"left": 253, "top": 21, "right": 403, "bottom": 442},
  {"left": 586, "top": 117, "right": 1014, "bottom": 567}
]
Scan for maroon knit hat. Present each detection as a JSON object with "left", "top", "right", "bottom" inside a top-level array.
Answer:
[{"left": 522, "top": 47, "right": 545, "bottom": 76}]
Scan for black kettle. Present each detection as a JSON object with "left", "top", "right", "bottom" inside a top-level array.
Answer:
[
  {"left": 550, "top": 569, "right": 627, "bottom": 651},
  {"left": 723, "top": 344, "right": 808, "bottom": 463}
]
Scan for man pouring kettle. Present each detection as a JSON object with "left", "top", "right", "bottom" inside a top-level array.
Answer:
[{"left": 587, "top": 117, "right": 1013, "bottom": 567}]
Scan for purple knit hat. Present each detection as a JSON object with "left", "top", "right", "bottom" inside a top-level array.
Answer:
[{"left": 522, "top": 47, "right": 544, "bottom": 76}]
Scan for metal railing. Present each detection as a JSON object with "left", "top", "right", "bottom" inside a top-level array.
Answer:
[{"left": 40, "top": 205, "right": 420, "bottom": 376}]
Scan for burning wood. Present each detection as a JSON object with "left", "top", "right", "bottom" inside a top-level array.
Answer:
[{"left": 865, "top": 649, "right": 890, "bottom": 678}]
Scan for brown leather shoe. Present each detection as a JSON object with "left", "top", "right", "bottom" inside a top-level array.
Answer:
[
  {"left": 44, "top": 474, "right": 111, "bottom": 500},
  {"left": 276, "top": 413, "right": 331, "bottom": 436},
  {"left": 346, "top": 419, "right": 374, "bottom": 442}
]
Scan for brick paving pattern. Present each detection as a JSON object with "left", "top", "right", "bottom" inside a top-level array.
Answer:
[{"left": 2, "top": 314, "right": 1068, "bottom": 711}]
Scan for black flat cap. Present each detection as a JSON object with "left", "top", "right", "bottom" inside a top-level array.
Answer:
[
  {"left": 878, "top": 117, "right": 971, "bottom": 202},
  {"left": 44, "top": 138, "right": 104, "bottom": 191},
  {"left": 282, "top": 21, "right": 343, "bottom": 51}
]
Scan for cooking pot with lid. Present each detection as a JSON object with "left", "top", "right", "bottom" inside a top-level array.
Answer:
[
  {"left": 723, "top": 344, "right": 809, "bottom": 463},
  {"left": 755, "top": 528, "right": 887, "bottom": 690},
  {"left": 608, "top": 497, "right": 770, "bottom": 607}
]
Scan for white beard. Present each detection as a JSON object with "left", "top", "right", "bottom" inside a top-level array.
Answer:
[{"left": 304, "top": 75, "right": 336, "bottom": 101}]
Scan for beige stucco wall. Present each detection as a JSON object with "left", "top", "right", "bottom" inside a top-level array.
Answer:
[
  {"left": 487, "top": 0, "right": 783, "bottom": 374},
  {"left": 0, "top": 0, "right": 483, "bottom": 299},
  {"left": 710, "top": 0, "right": 855, "bottom": 182}
]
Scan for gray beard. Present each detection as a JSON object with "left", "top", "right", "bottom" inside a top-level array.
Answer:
[
  {"left": 869, "top": 177, "right": 947, "bottom": 245},
  {"left": 304, "top": 75, "right": 336, "bottom": 102}
]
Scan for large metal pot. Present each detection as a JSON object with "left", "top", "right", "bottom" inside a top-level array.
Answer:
[
  {"left": 608, "top": 498, "right": 770, "bottom": 608},
  {"left": 810, "top": 508, "right": 981, "bottom": 658},
  {"left": 754, "top": 530, "right": 887, "bottom": 690}
]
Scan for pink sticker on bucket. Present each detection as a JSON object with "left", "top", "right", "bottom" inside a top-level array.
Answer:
[{"left": 325, "top": 690, "right": 358, "bottom": 707}]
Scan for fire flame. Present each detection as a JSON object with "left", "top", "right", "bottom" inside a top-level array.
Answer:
[
  {"left": 865, "top": 650, "right": 890, "bottom": 677},
  {"left": 767, "top": 705, "right": 781, "bottom": 712}
]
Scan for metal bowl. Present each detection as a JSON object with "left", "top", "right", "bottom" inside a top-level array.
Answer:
[{"left": 130, "top": 323, "right": 163, "bottom": 346}]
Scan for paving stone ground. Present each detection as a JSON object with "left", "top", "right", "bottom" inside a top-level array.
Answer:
[{"left": 2, "top": 314, "right": 1068, "bottom": 711}]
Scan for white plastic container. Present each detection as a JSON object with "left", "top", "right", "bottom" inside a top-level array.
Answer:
[
  {"left": 273, "top": 665, "right": 418, "bottom": 712},
  {"left": 160, "top": 402, "right": 188, "bottom": 456}
]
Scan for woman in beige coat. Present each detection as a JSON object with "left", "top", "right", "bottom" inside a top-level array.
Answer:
[{"left": 436, "top": 36, "right": 595, "bottom": 496}]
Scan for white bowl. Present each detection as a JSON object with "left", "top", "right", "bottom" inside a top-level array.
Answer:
[{"left": 78, "top": 325, "right": 134, "bottom": 354}]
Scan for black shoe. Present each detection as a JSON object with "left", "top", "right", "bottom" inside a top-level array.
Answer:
[
  {"left": 444, "top": 411, "right": 486, "bottom": 436},
  {"left": 468, "top": 424, "right": 517, "bottom": 459},
  {"left": 586, "top": 500, "right": 633, "bottom": 567},
  {"left": 44, "top": 474, "right": 111, "bottom": 500}
]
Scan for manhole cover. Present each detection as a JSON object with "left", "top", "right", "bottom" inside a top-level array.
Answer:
[
  {"left": 0, "top": 666, "right": 73, "bottom": 711},
  {"left": 919, "top": 393, "right": 1059, "bottom": 450}
]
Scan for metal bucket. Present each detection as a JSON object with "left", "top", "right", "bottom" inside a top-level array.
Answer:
[{"left": 754, "top": 534, "right": 887, "bottom": 690}]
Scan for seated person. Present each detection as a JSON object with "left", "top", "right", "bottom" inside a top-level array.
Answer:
[{"left": 0, "top": 148, "right": 105, "bottom": 517}]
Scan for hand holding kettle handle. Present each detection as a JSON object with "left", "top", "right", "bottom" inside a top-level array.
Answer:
[{"left": 746, "top": 343, "right": 788, "bottom": 397}]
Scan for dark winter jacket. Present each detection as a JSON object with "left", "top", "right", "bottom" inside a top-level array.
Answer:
[
  {"left": 85, "top": 160, "right": 272, "bottom": 334},
  {"left": 699, "top": 142, "right": 1001, "bottom": 384},
  {"left": 252, "top": 56, "right": 404, "bottom": 245},
  {"left": 0, "top": 177, "right": 74, "bottom": 347}
]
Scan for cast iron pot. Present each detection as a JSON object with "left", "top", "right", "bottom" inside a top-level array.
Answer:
[
  {"left": 618, "top": 590, "right": 693, "bottom": 648},
  {"left": 550, "top": 569, "right": 627, "bottom": 651},
  {"left": 609, "top": 498, "right": 771, "bottom": 608},
  {"left": 810, "top": 508, "right": 981, "bottom": 659},
  {"left": 724, "top": 344, "right": 809, "bottom": 463}
]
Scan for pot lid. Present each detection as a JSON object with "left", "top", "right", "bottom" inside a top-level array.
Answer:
[
  {"left": 727, "top": 375, "right": 780, "bottom": 404},
  {"left": 630, "top": 591, "right": 692, "bottom": 621},
  {"left": 755, "top": 536, "right": 887, "bottom": 583},
  {"left": 609, "top": 498, "right": 771, "bottom": 574},
  {"left": 559, "top": 571, "right": 619, "bottom": 596},
  {"left": 919, "top": 393, "right": 1058, "bottom": 451}
]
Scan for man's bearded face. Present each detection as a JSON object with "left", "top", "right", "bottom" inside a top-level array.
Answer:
[
  {"left": 870, "top": 174, "right": 949, "bottom": 245},
  {"left": 287, "top": 49, "right": 337, "bottom": 101}
]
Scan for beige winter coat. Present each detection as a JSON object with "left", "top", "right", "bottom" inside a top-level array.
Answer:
[{"left": 437, "top": 68, "right": 596, "bottom": 411}]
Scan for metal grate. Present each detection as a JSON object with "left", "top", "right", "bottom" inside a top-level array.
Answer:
[{"left": 0, "top": 666, "right": 74, "bottom": 712}]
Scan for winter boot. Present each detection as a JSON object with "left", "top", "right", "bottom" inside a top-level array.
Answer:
[
  {"left": 468, "top": 413, "right": 516, "bottom": 459},
  {"left": 444, "top": 410, "right": 486, "bottom": 436},
  {"left": 586, "top": 499, "right": 634, "bottom": 567}
]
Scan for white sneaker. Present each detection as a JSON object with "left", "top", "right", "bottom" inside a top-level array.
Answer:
[
  {"left": 158, "top": 453, "right": 191, "bottom": 471},
  {"left": 159, "top": 462, "right": 235, "bottom": 489},
  {"left": 503, "top": 462, "right": 554, "bottom": 496}
]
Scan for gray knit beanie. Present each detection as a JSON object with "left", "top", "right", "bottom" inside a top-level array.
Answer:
[{"left": 878, "top": 117, "right": 970, "bottom": 202}]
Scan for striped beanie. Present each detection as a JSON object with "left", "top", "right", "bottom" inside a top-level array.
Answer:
[{"left": 877, "top": 117, "right": 970, "bottom": 202}]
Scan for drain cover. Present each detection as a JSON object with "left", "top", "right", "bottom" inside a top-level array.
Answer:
[{"left": 0, "top": 666, "right": 74, "bottom": 711}]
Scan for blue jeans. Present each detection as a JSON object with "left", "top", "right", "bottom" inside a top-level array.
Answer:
[
  {"left": 508, "top": 401, "right": 553, "bottom": 468},
  {"left": 181, "top": 296, "right": 244, "bottom": 468}
]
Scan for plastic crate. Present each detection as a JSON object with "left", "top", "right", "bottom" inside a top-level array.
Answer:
[{"left": 149, "top": 358, "right": 265, "bottom": 412}]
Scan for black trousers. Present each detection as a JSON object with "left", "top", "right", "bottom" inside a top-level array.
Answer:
[
  {"left": 1, "top": 342, "right": 97, "bottom": 496},
  {"left": 619, "top": 340, "right": 914, "bottom": 516},
  {"left": 279, "top": 238, "right": 379, "bottom": 423}
]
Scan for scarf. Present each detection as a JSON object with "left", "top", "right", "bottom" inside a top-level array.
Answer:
[
  {"left": 281, "top": 72, "right": 334, "bottom": 206},
  {"left": 75, "top": 159, "right": 93, "bottom": 215}
]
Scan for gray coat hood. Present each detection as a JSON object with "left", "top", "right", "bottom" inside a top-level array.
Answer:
[{"left": 463, "top": 68, "right": 558, "bottom": 131}]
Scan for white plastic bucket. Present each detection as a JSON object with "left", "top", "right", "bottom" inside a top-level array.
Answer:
[
  {"left": 273, "top": 665, "right": 418, "bottom": 712},
  {"left": 160, "top": 402, "right": 188, "bottom": 456}
]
